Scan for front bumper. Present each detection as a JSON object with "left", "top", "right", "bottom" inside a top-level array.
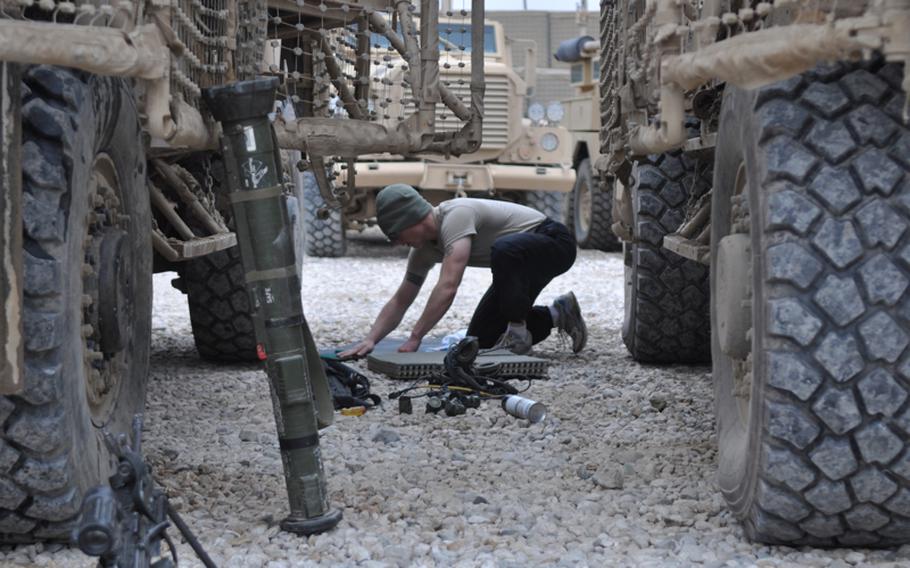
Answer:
[{"left": 344, "top": 161, "right": 576, "bottom": 193}]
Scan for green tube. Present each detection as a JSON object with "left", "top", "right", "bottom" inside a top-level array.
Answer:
[{"left": 203, "top": 78, "right": 341, "bottom": 535}]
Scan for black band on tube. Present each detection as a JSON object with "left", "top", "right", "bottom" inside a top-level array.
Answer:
[{"left": 278, "top": 434, "right": 320, "bottom": 451}]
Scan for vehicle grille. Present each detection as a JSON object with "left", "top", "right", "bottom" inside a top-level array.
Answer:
[{"left": 436, "top": 72, "right": 512, "bottom": 149}]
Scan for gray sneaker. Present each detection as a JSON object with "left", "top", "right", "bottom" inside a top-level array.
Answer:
[
  {"left": 489, "top": 326, "right": 533, "bottom": 355},
  {"left": 553, "top": 292, "right": 587, "bottom": 353}
]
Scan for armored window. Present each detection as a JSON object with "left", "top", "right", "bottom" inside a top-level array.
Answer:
[
  {"left": 439, "top": 25, "right": 497, "bottom": 53},
  {"left": 571, "top": 63, "right": 583, "bottom": 84}
]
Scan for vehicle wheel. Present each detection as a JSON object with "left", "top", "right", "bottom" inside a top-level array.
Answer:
[
  {"left": 573, "top": 158, "right": 620, "bottom": 251},
  {"left": 180, "top": 153, "right": 306, "bottom": 363},
  {"left": 303, "top": 170, "right": 346, "bottom": 258},
  {"left": 621, "top": 151, "right": 712, "bottom": 363},
  {"left": 0, "top": 66, "right": 152, "bottom": 541},
  {"left": 712, "top": 61, "right": 910, "bottom": 546},
  {"left": 182, "top": 245, "right": 257, "bottom": 362},
  {"left": 523, "top": 190, "right": 567, "bottom": 222}
]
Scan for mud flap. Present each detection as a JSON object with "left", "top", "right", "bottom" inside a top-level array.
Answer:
[{"left": 0, "top": 62, "right": 23, "bottom": 395}]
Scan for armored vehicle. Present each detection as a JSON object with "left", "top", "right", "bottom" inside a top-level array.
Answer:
[
  {"left": 0, "top": 0, "right": 487, "bottom": 541},
  {"left": 554, "top": 37, "right": 620, "bottom": 251},
  {"left": 303, "top": 17, "right": 574, "bottom": 257},
  {"left": 599, "top": 0, "right": 910, "bottom": 546}
]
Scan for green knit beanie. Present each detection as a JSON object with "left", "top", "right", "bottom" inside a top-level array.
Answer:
[{"left": 376, "top": 184, "right": 432, "bottom": 241}]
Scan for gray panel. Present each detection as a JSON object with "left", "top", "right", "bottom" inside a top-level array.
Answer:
[{"left": 368, "top": 349, "right": 550, "bottom": 380}]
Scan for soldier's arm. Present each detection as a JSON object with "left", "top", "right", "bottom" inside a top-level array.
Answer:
[
  {"left": 338, "top": 271, "right": 423, "bottom": 358},
  {"left": 400, "top": 237, "right": 471, "bottom": 352}
]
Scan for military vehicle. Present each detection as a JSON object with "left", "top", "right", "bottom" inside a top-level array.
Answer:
[
  {"left": 554, "top": 36, "right": 620, "bottom": 251},
  {"left": 0, "top": 0, "right": 487, "bottom": 541},
  {"left": 301, "top": 16, "right": 575, "bottom": 258},
  {"left": 598, "top": 0, "right": 910, "bottom": 546}
]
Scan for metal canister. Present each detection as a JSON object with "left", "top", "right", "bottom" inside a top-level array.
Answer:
[{"left": 501, "top": 395, "right": 547, "bottom": 424}]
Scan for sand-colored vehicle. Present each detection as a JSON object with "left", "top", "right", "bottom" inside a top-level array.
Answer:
[
  {"left": 0, "top": 0, "right": 487, "bottom": 541},
  {"left": 600, "top": 0, "right": 910, "bottom": 546},
  {"left": 301, "top": 17, "right": 574, "bottom": 257},
  {"left": 554, "top": 38, "right": 621, "bottom": 251}
]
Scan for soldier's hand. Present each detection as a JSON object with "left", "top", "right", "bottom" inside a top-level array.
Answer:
[
  {"left": 398, "top": 337, "right": 421, "bottom": 353},
  {"left": 338, "top": 340, "right": 375, "bottom": 360}
]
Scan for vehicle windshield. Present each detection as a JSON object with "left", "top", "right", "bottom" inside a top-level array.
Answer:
[{"left": 371, "top": 24, "right": 497, "bottom": 54}]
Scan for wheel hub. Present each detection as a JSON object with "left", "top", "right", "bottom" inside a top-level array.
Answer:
[
  {"left": 97, "top": 229, "right": 131, "bottom": 354},
  {"left": 82, "top": 155, "right": 131, "bottom": 422},
  {"left": 716, "top": 233, "right": 752, "bottom": 360},
  {"left": 717, "top": 163, "right": 755, "bottom": 423}
]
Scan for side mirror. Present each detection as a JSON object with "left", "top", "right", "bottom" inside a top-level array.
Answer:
[{"left": 508, "top": 37, "right": 538, "bottom": 97}]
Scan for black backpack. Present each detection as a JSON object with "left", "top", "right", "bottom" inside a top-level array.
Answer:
[{"left": 322, "top": 358, "right": 381, "bottom": 410}]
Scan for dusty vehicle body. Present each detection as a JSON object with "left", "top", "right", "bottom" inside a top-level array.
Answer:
[
  {"left": 600, "top": 0, "right": 910, "bottom": 546},
  {"left": 554, "top": 40, "right": 620, "bottom": 251},
  {"left": 0, "top": 0, "right": 486, "bottom": 541},
  {"left": 300, "top": 17, "right": 574, "bottom": 257}
]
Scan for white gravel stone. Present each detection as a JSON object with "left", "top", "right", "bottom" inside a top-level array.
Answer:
[
  {"left": 1, "top": 235, "right": 902, "bottom": 566},
  {"left": 592, "top": 464, "right": 624, "bottom": 490}
]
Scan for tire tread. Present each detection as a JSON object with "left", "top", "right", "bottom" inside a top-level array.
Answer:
[
  {"left": 622, "top": 152, "right": 711, "bottom": 363},
  {"left": 1, "top": 67, "right": 100, "bottom": 541},
  {"left": 303, "top": 172, "right": 346, "bottom": 258},
  {"left": 523, "top": 190, "right": 566, "bottom": 222},
  {"left": 741, "top": 60, "right": 910, "bottom": 546},
  {"left": 183, "top": 246, "right": 258, "bottom": 362}
]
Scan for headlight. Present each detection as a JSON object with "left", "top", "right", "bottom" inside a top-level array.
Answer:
[
  {"left": 540, "top": 132, "right": 559, "bottom": 152},
  {"left": 546, "top": 102, "right": 564, "bottom": 123},
  {"left": 528, "top": 102, "right": 545, "bottom": 122}
]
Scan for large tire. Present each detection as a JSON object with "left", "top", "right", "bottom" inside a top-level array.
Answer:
[
  {"left": 712, "top": 61, "right": 910, "bottom": 546},
  {"left": 573, "top": 158, "right": 620, "bottom": 251},
  {"left": 0, "top": 67, "right": 152, "bottom": 541},
  {"left": 181, "top": 154, "right": 306, "bottom": 363},
  {"left": 182, "top": 246, "right": 256, "bottom": 362},
  {"left": 523, "top": 190, "right": 567, "bottom": 222},
  {"left": 303, "top": 171, "right": 346, "bottom": 258},
  {"left": 621, "top": 152, "right": 712, "bottom": 363}
]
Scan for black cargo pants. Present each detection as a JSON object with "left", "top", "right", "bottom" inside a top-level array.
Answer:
[{"left": 467, "top": 218, "right": 576, "bottom": 348}]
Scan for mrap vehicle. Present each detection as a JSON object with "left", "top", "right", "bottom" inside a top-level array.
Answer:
[{"left": 598, "top": 0, "right": 910, "bottom": 547}]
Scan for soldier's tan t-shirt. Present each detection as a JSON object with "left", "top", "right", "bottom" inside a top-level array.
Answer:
[{"left": 406, "top": 198, "right": 546, "bottom": 278}]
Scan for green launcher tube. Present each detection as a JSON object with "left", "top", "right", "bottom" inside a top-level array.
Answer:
[{"left": 203, "top": 78, "right": 342, "bottom": 535}]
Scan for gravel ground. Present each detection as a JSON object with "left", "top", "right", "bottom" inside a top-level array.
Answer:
[{"left": 3, "top": 231, "right": 910, "bottom": 567}]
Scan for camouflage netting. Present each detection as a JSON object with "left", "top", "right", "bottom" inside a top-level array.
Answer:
[
  {"left": 0, "top": 0, "right": 481, "bottom": 156},
  {"left": 0, "top": 0, "right": 264, "bottom": 110},
  {"left": 262, "top": 1, "right": 483, "bottom": 208},
  {"left": 264, "top": 2, "right": 478, "bottom": 132},
  {"left": 598, "top": 0, "right": 889, "bottom": 162}
]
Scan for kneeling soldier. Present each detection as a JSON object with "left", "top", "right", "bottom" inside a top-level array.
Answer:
[{"left": 340, "top": 184, "right": 586, "bottom": 358}]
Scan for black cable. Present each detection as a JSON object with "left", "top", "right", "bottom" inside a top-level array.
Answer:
[{"left": 393, "top": 374, "right": 531, "bottom": 400}]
